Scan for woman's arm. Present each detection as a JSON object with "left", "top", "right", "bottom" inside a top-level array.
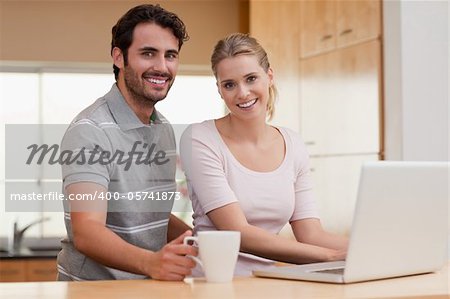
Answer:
[
  {"left": 291, "top": 218, "right": 348, "bottom": 251},
  {"left": 180, "top": 125, "right": 345, "bottom": 264},
  {"left": 207, "top": 202, "right": 346, "bottom": 264}
]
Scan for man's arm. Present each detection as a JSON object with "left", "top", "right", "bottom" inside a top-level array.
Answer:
[
  {"left": 67, "top": 182, "right": 197, "bottom": 280},
  {"left": 167, "top": 214, "right": 192, "bottom": 242}
]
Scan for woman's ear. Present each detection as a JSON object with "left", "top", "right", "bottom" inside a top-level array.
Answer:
[
  {"left": 216, "top": 82, "right": 224, "bottom": 100},
  {"left": 267, "top": 67, "right": 274, "bottom": 87},
  {"left": 112, "top": 47, "right": 124, "bottom": 69}
]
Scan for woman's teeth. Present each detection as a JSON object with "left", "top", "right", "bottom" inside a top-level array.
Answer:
[{"left": 237, "top": 99, "right": 257, "bottom": 108}]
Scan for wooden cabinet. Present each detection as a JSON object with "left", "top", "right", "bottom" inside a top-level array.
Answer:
[
  {"left": 300, "top": 0, "right": 336, "bottom": 57},
  {"left": 0, "top": 260, "right": 26, "bottom": 282},
  {"left": 0, "top": 259, "right": 57, "bottom": 282},
  {"left": 25, "top": 259, "right": 57, "bottom": 281},
  {"left": 336, "top": 0, "right": 381, "bottom": 48},
  {"left": 300, "top": 0, "right": 381, "bottom": 57},
  {"left": 300, "top": 40, "right": 381, "bottom": 155},
  {"left": 249, "top": 0, "right": 382, "bottom": 234},
  {"left": 249, "top": 0, "right": 302, "bottom": 130}
]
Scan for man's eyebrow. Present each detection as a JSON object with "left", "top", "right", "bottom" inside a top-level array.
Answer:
[
  {"left": 139, "top": 46, "right": 158, "bottom": 52},
  {"left": 138, "top": 47, "right": 179, "bottom": 55},
  {"left": 166, "top": 49, "right": 179, "bottom": 55}
]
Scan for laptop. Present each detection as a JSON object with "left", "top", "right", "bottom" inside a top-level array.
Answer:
[{"left": 253, "top": 161, "right": 449, "bottom": 283}]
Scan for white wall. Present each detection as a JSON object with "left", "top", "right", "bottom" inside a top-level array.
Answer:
[
  {"left": 383, "top": 0, "right": 449, "bottom": 161},
  {"left": 384, "top": 0, "right": 449, "bottom": 254}
]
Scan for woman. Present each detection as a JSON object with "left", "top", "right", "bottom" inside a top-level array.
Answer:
[{"left": 180, "top": 33, "right": 348, "bottom": 276}]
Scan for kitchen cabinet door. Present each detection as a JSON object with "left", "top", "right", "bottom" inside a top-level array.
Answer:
[
  {"left": 300, "top": 0, "right": 336, "bottom": 58},
  {"left": 0, "top": 260, "right": 26, "bottom": 282},
  {"left": 309, "top": 155, "right": 379, "bottom": 235},
  {"left": 336, "top": 0, "right": 381, "bottom": 48},
  {"left": 0, "top": 259, "right": 57, "bottom": 282},
  {"left": 26, "top": 259, "right": 57, "bottom": 281},
  {"left": 300, "top": 0, "right": 381, "bottom": 57},
  {"left": 300, "top": 40, "right": 381, "bottom": 156}
]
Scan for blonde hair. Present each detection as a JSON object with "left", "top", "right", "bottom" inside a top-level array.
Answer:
[{"left": 211, "top": 33, "right": 278, "bottom": 121}]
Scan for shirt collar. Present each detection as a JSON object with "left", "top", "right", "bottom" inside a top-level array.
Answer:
[{"left": 106, "top": 84, "right": 164, "bottom": 131}]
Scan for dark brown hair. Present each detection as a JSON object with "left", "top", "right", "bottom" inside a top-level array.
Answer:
[{"left": 111, "top": 4, "right": 189, "bottom": 80}]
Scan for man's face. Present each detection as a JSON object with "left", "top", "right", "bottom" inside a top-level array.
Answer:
[{"left": 117, "top": 22, "right": 180, "bottom": 105}]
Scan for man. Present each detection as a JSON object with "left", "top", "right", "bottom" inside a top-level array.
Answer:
[{"left": 57, "top": 4, "right": 197, "bottom": 281}]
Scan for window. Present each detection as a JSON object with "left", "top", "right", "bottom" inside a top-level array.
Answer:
[
  {"left": 0, "top": 69, "right": 224, "bottom": 237},
  {"left": 1, "top": 71, "right": 223, "bottom": 125}
]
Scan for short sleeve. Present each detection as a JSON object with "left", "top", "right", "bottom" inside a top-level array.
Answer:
[
  {"left": 287, "top": 130, "right": 320, "bottom": 222},
  {"left": 61, "top": 120, "right": 112, "bottom": 189},
  {"left": 180, "top": 123, "right": 238, "bottom": 213}
]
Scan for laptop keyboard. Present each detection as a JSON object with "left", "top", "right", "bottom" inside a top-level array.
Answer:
[{"left": 312, "top": 268, "right": 345, "bottom": 275}]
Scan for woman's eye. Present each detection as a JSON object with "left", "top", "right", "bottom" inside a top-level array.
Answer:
[
  {"left": 247, "top": 76, "right": 257, "bottom": 82},
  {"left": 223, "top": 82, "right": 235, "bottom": 89}
]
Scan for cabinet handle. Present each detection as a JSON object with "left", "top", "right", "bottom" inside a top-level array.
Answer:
[
  {"left": 305, "top": 141, "right": 316, "bottom": 146},
  {"left": 320, "top": 34, "right": 333, "bottom": 41},
  {"left": 310, "top": 168, "right": 315, "bottom": 172},
  {"left": 0, "top": 269, "right": 20, "bottom": 275},
  {"left": 340, "top": 29, "right": 353, "bottom": 36},
  {"left": 33, "top": 269, "right": 55, "bottom": 275}
]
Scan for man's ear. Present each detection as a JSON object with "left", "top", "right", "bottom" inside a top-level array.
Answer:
[{"left": 112, "top": 47, "right": 124, "bottom": 69}]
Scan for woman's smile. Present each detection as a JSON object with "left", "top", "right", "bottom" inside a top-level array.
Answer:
[{"left": 237, "top": 98, "right": 258, "bottom": 109}]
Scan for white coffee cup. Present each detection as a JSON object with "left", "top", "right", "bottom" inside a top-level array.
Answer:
[{"left": 183, "top": 231, "right": 240, "bottom": 283}]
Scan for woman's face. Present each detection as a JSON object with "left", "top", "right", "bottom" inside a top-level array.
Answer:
[{"left": 215, "top": 55, "right": 273, "bottom": 121}]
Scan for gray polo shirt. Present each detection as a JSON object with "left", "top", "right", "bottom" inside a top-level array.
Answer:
[{"left": 57, "top": 84, "right": 176, "bottom": 280}]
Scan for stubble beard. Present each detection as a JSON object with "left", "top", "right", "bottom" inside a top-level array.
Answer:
[{"left": 123, "top": 65, "right": 173, "bottom": 108}]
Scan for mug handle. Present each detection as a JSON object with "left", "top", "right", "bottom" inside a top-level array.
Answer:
[{"left": 183, "top": 236, "right": 203, "bottom": 267}]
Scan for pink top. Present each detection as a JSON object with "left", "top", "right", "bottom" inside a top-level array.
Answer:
[{"left": 180, "top": 120, "right": 319, "bottom": 276}]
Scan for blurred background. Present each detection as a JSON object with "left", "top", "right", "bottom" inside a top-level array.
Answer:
[{"left": 0, "top": 0, "right": 448, "bottom": 281}]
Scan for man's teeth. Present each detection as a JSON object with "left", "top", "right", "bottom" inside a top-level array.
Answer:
[
  {"left": 238, "top": 99, "right": 257, "bottom": 108},
  {"left": 147, "top": 78, "right": 166, "bottom": 84}
]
